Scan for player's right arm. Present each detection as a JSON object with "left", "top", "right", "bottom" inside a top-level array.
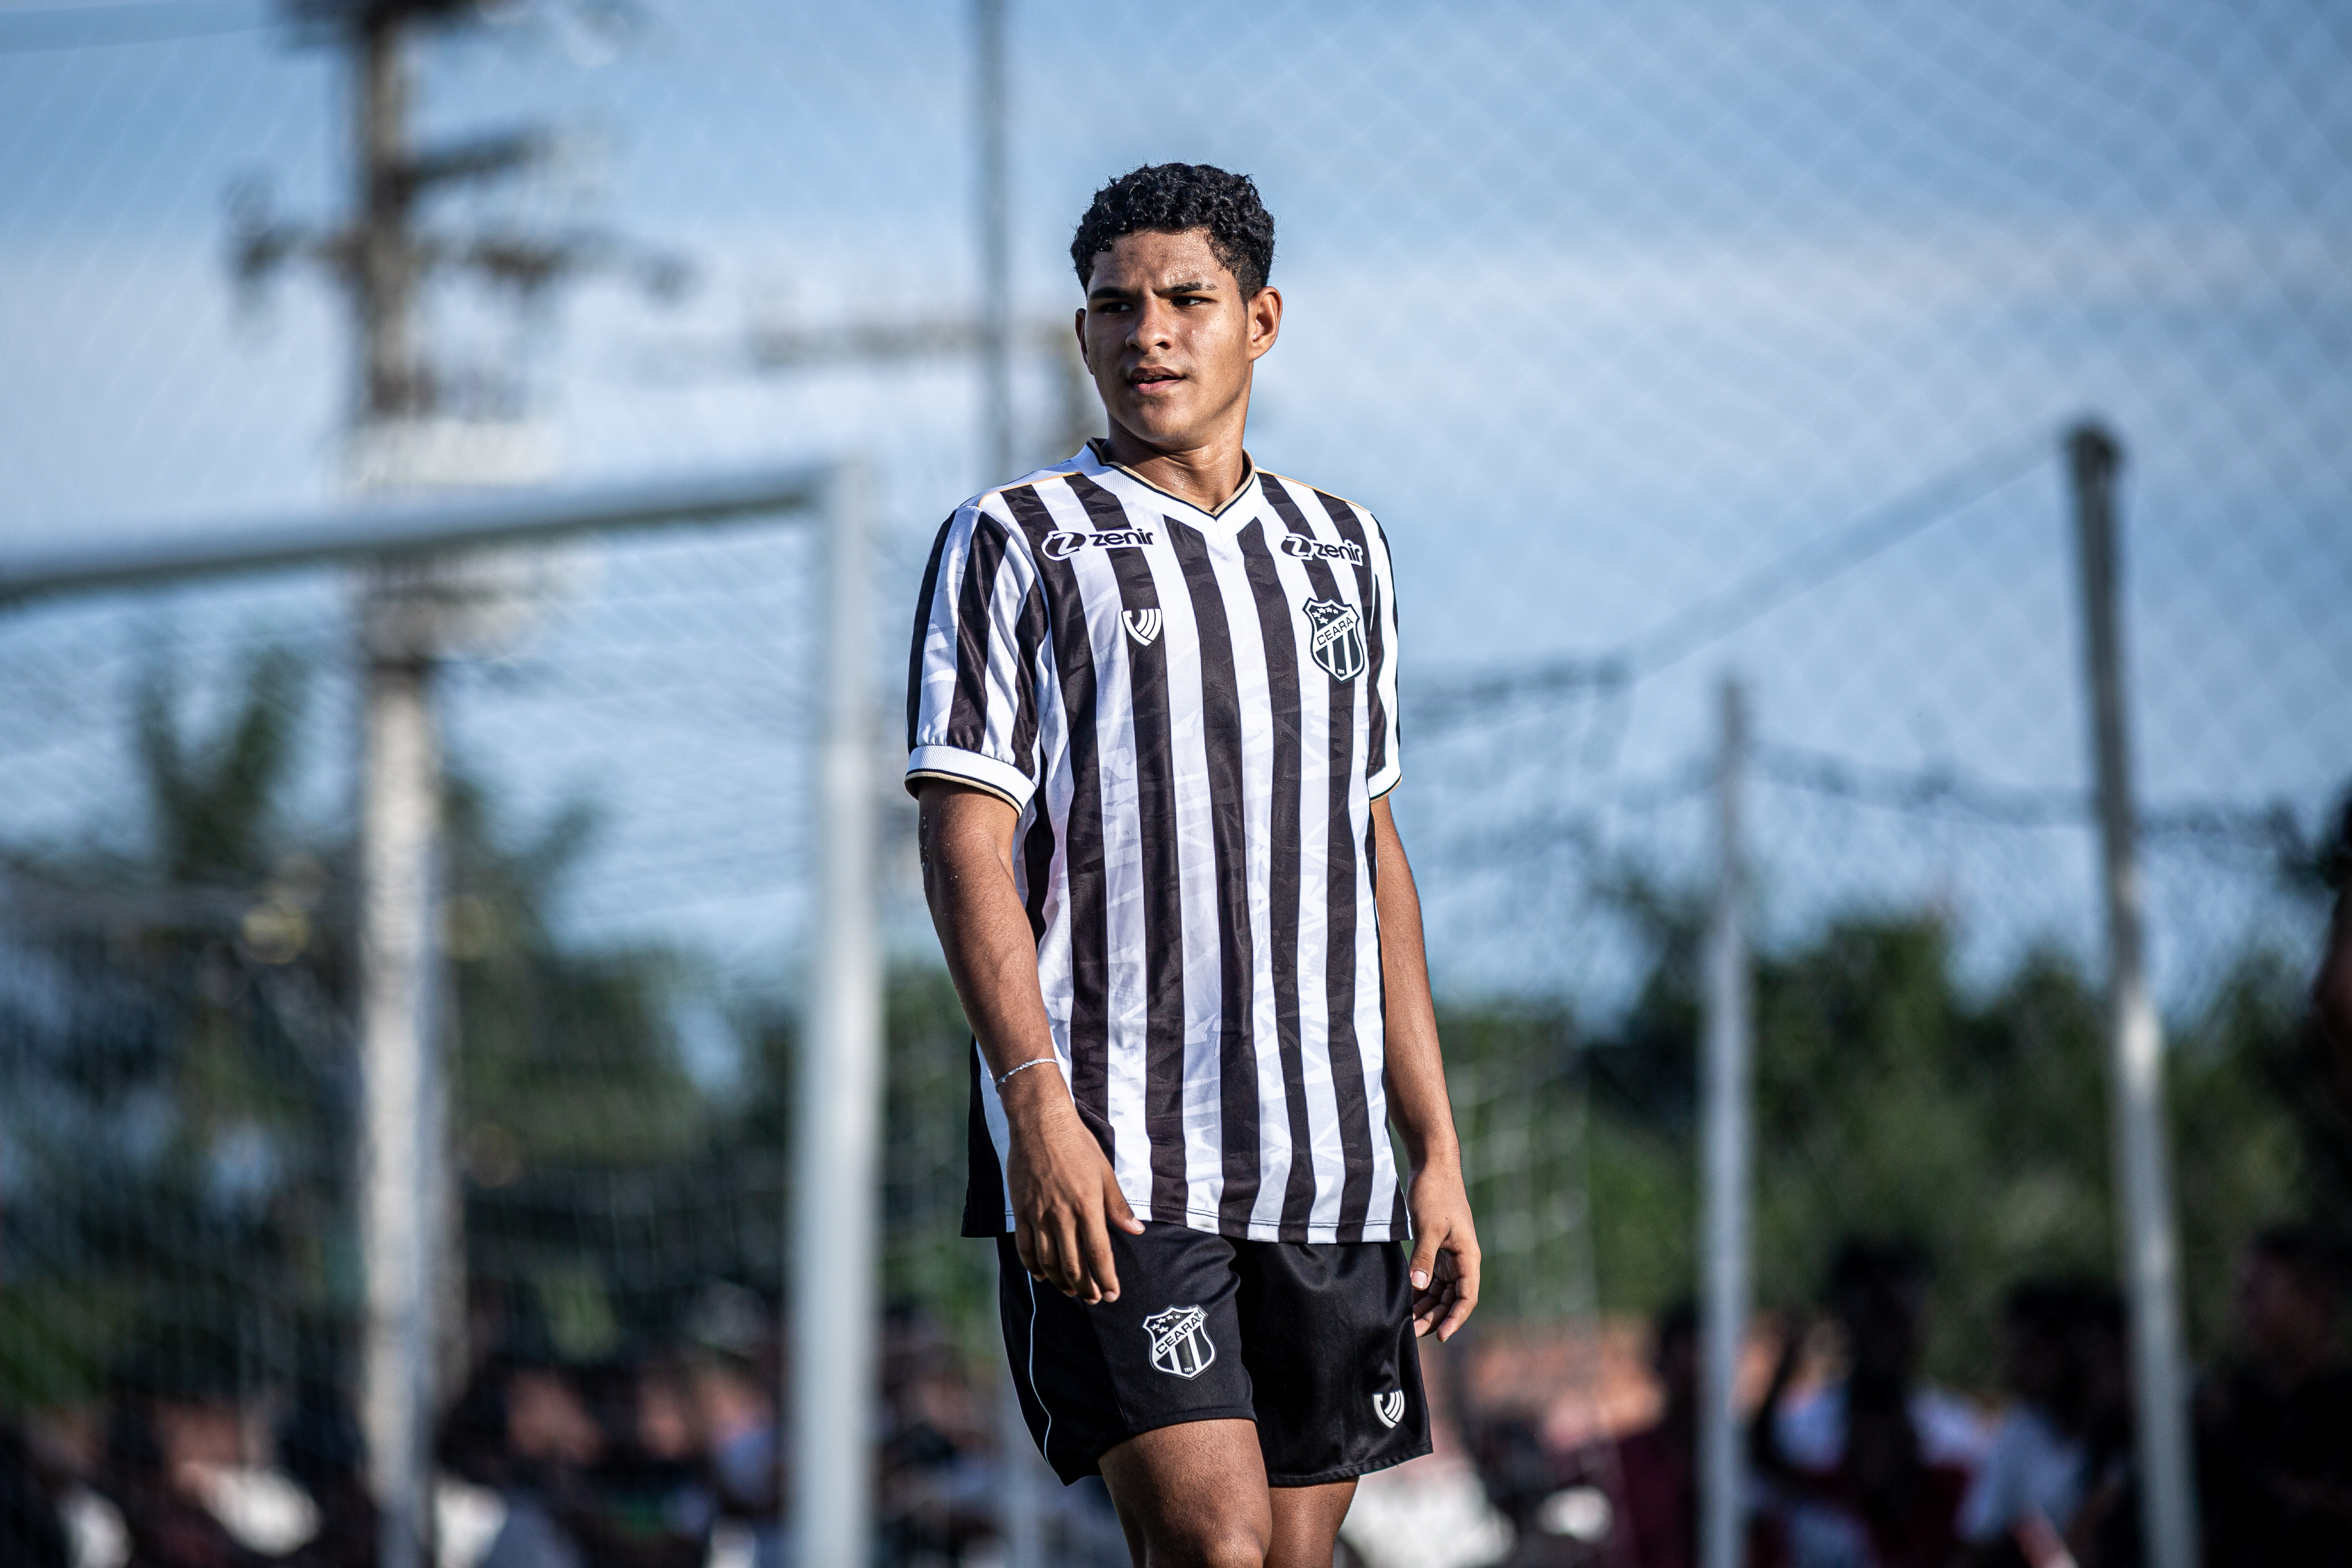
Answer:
[{"left": 917, "top": 780, "right": 1143, "bottom": 1304}]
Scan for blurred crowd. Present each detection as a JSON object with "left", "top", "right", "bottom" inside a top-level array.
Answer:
[
  {"left": 0, "top": 1284, "right": 1128, "bottom": 1568},
  {"left": 3, "top": 812, "right": 2347, "bottom": 1568},
  {"left": 1469, "top": 1224, "right": 2352, "bottom": 1568},
  {"left": 4, "top": 1226, "right": 2343, "bottom": 1568}
]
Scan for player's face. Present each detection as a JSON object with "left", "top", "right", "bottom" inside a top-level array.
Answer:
[{"left": 1077, "top": 229, "right": 1281, "bottom": 454}]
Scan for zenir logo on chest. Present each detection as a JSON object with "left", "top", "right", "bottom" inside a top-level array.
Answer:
[
  {"left": 1041, "top": 528, "right": 1154, "bottom": 560},
  {"left": 1281, "top": 535, "right": 1365, "bottom": 566}
]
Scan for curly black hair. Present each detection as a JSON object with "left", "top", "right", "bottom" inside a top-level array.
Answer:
[{"left": 1070, "top": 163, "right": 1276, "bottom": 295}]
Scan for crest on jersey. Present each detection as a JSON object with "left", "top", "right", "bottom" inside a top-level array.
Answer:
[
  {"left": 1123, "top": 608, "right": 1162, "bottom": 647},
  {"left": 1372, "top": 1390, "right": 1406, "bottom": 1429},
  {"left": 1301, "top": 598, "right": 1367, "bottom": 682},
  {"left": 1143, "top": 1305, "right": 1216, "bottom": 1379}
]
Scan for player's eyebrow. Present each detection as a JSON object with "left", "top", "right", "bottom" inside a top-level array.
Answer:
[{"left": 1156, "top": 277, "right": 1218, "bottom": 294}]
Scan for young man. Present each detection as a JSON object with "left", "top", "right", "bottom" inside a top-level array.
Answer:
[{"left": 907, "top": 162, "right": 1479, "bottom": 1568}]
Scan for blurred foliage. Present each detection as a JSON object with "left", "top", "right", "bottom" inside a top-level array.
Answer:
[
  {"left": 0, "top": 646, "right": 691, "bottom": 1406},
  {"left": 2, "top": 647, "right": 2335, "bottom": 1412},
  {"left": 1555, "top": 876, "right": 2322, "bottom": 1391}
]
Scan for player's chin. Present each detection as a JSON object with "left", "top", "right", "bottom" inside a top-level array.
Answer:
[{"left": 1114, "top": 395, "right": 1202, "bottom": 444}]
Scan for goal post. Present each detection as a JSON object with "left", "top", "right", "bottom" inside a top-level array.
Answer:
[{"left": 0, "top": 457, "right": 884, "bottom": 1568}]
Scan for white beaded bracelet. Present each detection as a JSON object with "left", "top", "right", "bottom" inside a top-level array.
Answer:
[{"left": 993, "top": 1056, "right": 1061, "bottom": 1091}]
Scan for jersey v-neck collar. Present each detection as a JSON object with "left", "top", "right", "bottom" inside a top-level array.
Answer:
[{"left": 1082, "top": 438, "right": 1262, "bottom": 525}]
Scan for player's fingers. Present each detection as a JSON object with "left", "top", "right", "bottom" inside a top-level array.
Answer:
[
  {"left": 1411, "top": 1275, "right": 1443, "bottom": 1337},
  {"left": 1093, "top": 1172, "right": 1131, "bottom": 1297},
  {"left": 1105, "top": 1177, "right": 1145, "bottom": 1237},
  {"left": 1026, "top": 1223, "right": 1059, "bottom": 1288},
  {"left": 1406, "top": 1229, "right": 1441, "bottom": 1295},
  {"left": 1052, "top": 1212, "right": 1087, "bottom": 1298},
  {"left": 1438, "top": 1246, "right": 1480, "bottom": 1341},
  {"left": 1065, "top": 1202, "right": 1103, "bottom": 1304},
  {"left": 1078, "top": 1212, "right": 1121, "bottom": 1306},
  {"left": 1013, "top": 1220, "right": 1044, "bottom": 1282}
]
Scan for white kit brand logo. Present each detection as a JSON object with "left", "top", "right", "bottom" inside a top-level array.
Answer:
[
  {"left": 1122, "top": 608, "right": 1162, "bottom": 647},
  {"left": 1372, "top": 1390, "right": 1405, "bottom": 1429},
  {"left": 1300, "top": 598, "right": 1368, "bottom": 681},
  {"left": 1143, "top": 1305, "right": 1216, "bottom": 1379},
  {"left": 1281, "top": 534, "right": 1365, "bottom": 566},
  {"left": 1041, "top": 528, "right": 1154, "bottom": 560}
]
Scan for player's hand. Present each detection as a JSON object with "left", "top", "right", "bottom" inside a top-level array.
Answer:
[
  {"left": 1004, "top": 1068, "right": 1143, "bottom": 1304},
  {"left": 1404, "top": 1158, "right": 1480, "bottom": 1342}
]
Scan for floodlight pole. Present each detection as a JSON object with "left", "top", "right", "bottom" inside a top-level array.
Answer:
[
  {"left": 1700, "top": 676, "right": 1753, "bottom": 1568},
  {"left": 2068, "top": 423, "right": 2199, "bottom": 1568},
  {"left": 792, "top": 460, "right": 883, "bottom": 1568}
]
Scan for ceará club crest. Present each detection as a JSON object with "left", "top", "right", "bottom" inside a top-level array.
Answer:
[
  {"left": 1300, "top": 598, "right": 1367, "bottom": 681},
  {"left": 1143, "top": 1304, "right": 1216, "bottom": 1379}
]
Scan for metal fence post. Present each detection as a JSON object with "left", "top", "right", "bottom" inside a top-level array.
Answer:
[
  {"left": 2068, "top": 422, "right": 2199, "bottom": 1568},
  {"left": 358, "top": 608, "right": 443, "bottom": 1568},
  {"left": 1701, "top": 675, "right": 1753, "bottom": 1568},
  {"left": 793, "top": 459, "right": 883, "bottom": 1568}
]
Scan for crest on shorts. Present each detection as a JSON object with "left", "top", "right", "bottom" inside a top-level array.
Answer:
[
  {"left": 1300, "top": 598, "right": 1367, "bottom": 682},
  {"left": 1372, "top": 1390, "right": 1406, "bottom": 1429},
  {"left": 1143, "top": 1304, "right": 1216, "bottom": 1379}
]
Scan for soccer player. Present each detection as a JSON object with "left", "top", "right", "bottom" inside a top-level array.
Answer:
[{"left": 907, "top": 163, "right": 1479, "bottom": 1567}]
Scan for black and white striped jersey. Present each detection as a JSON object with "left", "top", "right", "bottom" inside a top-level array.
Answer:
[{"left": 906, "top": 440, "right": 1407, "bottom": 1245}]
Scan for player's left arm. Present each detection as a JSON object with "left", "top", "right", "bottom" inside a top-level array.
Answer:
[{"left": 1372, "top": 791, "right": 1480, "bottom": 1341}]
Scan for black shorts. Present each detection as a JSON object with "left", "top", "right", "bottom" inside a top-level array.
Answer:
[{"left": 995, "top": 1222, "right": 1431, "bottom": 1487}]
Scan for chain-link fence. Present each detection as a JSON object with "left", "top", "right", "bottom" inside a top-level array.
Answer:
[{"left": 4, "top": 3, "right": 2349, "bottom": 1567}]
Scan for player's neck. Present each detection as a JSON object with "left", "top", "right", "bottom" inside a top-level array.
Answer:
[{"left": 1099, "top": 416, "right": 1253, "bottom": 516}]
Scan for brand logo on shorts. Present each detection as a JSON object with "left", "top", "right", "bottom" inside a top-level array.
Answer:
[
  {"left": 1041, "top": 528, "right": 1153, "bottom": 560},
  {"left": 1301, "top": 598, "right": 1367, "bottom": 682},
  {"left": 1372, "top": 1390, "right": 1405, "bottom": 1429},
  {"left": 1281, "top": 534, "right": 1365, "bottom": 566},
  {"left": 1143, "top": 1305, "right": 1216, "bottom": 1379},
  {"left": 1123, "top": 608, "right": 1162, "bottom": 647}
]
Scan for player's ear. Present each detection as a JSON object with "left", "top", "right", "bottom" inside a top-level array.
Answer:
[{"left": 1246, "top": 285, "right": 1282, "bottom": 360}]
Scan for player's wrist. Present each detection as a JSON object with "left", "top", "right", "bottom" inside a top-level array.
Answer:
[
  {"left": 998, "top": 1061, "right": 1075, "bottom": 1124},
  {"left": 1400, "top": 1125, "right": 1463, "bottom": 1177}
]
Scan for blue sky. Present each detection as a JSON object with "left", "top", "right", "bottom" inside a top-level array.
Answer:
[{"left": 1, "top": 0, "right": 2345, "bottom": 1001}]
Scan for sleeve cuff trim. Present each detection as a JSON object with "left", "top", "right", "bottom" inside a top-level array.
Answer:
[{"left": 905, "top": 745, "right": 1037, "bottom": 809}]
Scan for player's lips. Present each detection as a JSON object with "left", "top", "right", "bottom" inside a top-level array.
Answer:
[{"left": 1126, "top": 365, "right": 1183, "bottom": 390}]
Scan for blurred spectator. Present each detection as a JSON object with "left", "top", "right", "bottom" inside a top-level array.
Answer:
[
  {"left": 1955, "top": 1281, "right": 2124, "bottom": 1564},
  {"left": 683, "top": 1283, "right": 784, "bottom": 1568},
  {"left": 1605, "top": 1300, "right": 1785, "bottom": 1568},
  {"left": 876, "top": 1305, "right": 996, "bottom": 1566},
  {"left": 1755, "top": 1241, "right": 1985, "bottom": 1568},
  {"left": 99, "top": 1321, "right": 268, "bottom": 1568},
  {"left": 2196, "top": 1226, "right": 2352, "bottom": 1568},
  {"left": 441, "top": 1358, "right": 606, "bottom": 1568},
  {"left": 2058, "top": 1290, "right": 2137, "bottom": 1568},
  {"left": 277, "top": 1350, "right": 377, "bottom": 1568},
  {"left": 574, "top": 1357, "right": 709, "bottom": 1568},
  {"left": 1, "top": 1417, "right": 71, "bottom": 1568}
]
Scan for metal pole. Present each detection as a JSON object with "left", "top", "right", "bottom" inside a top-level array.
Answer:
[
  {"left": 792, "top": 460, "right": 883, "bottom": 1568},
  {"left": 976, "top": 0, "right": 1014, "bottom": 484},
  {"left": 2068, "top": 423, "right": 2199, "bottom": 1568},
  {"left": 973, "top": 6, "right": 1047, "bottom": 1560},
  {"left": 1700, "top": 676, "right": 1752, "bottom": 1568},
  {"left": 351, "top": 17, "right": 442, "bottom": 1568},
  {"left": 358, "top": 646, "right": 441, "bottom": 1568}
]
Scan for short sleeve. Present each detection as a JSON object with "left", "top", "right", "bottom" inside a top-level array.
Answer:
[
  {"left": 904, "top": 499, "right": 1051, "bottom": 809},
  {"left": 1364, "top": 516, "right": 1403, "bottom": 798}
]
